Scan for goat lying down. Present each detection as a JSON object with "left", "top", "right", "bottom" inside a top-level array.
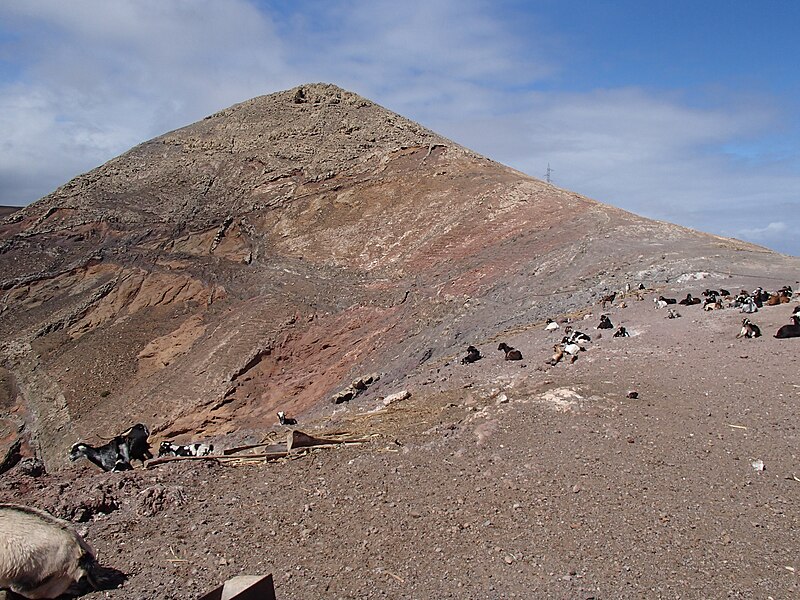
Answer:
[
  {"left": 775, "top": 314, "right": 800, "bottom": 339},
  {"left": 497, "top": 343, "right": 523, "bottom": 361},
  {"left": 737, "top": 318, "right": 761, "bottom": 339},
  {"left": 0, "top": 503, "right": 98, "bottom": 599},
  {"left": 277, "top": 411, "right": 298, "bottom": 426},
  {"left": 158, "top": 441, "right": 214, "bottom": 458}
]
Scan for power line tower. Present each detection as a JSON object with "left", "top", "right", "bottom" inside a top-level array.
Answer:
[{"left": 545, "top": 163, "right": 554, "bottom": 184}]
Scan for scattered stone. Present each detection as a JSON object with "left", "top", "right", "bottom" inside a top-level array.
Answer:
[
  {"left": 17, "top": 456, "right": 45, "bottom": 477},
  {"left": 626, "top": 391, "right": 639, "bottom": 399},
  {"left": 331, "top": 373, "right": 381, "bottom": 404},
  {"left": 383, "top": 390, "right": 411, "bottom": 406},
  {"left": 137, "top": 484, "right": 189, "bottom": 517}
]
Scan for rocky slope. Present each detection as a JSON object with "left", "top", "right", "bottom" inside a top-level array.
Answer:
[
  {"left": 0, "top": 82, "right": 797, "bottom": 473},
  {"left": 2, "top": 82, "right": 800, "bottom": 600}
]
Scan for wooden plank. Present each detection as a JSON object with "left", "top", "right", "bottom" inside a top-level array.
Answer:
[{"left": 197, "top": 574, "right": 276, "bottom": 600}]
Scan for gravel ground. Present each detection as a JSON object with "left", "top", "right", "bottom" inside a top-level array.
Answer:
[{"left": 2, "top": 283, "right": 799, "bottom": 599}]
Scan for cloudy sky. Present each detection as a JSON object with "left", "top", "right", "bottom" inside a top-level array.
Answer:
[{"left": 1, "top": 0, "right": 798, "bottom": 255}]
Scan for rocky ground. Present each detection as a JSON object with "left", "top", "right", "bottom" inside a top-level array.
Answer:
[{"left": 2, "top": 275, "right": 799, "bottom": 599}]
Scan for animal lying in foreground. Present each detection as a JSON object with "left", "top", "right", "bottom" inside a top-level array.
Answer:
[{"left": 0, "top": 503, "right": 98, "bottom": 599}]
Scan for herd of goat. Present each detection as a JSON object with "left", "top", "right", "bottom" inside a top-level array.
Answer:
[
  {"left": 2, "top": 283, "right": 798, "bottom": 599},
  {"left": 460, "top": 284, "right": 800, "bottom": 367}
]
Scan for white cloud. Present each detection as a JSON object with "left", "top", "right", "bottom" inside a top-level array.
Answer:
[
  {"left": 0, "top": 0, "right": 298, "bottom": 203},
  {"left": 412, "top": 88, "right": 800, "bottom": 255},
  {"left": 738, "top": 222, "right": 787, "bottom": 237},
  {"left": 0, "top": 0, "right": 797, "bottom": 256}
]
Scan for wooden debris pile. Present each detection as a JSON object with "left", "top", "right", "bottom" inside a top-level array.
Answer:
[{"left": 143, "top": 430, "right": 371, "bottom": 469}]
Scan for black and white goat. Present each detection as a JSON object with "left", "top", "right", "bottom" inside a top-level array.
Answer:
[
  {"left": 738, "top": 297, "right": 758, "bottom": 313},
  {"left": 737, "top": 318, "right": 761, "bottom": 339},
  {"left": 69, "top": 437, "right": 132, "bottom": 472},
  {"left": 497, "top": 343, "right": 523, "bottom": 361},
  {"left": 69, "top": 423, "right": 152, "bottom": 472},
  {"left": 460, "top": 345, "right": 482, "bottom": 364},
  {"left": 561, "top": 330, "right": 592, "bottom": 344},
  {"left": 613, "top": 326, "right": 630, "bottom": 338},
  {"left": 654, "top": 295, "right": 677, "bottom": 309},
  {"left": 158, "top": 441, "right": 214, "bottom": 457},
  {"left": 752, "top": 287, "right": 771, "bottom": 304},
  {"left": 562, "top": 328, "right": 591, "bottom": 344},
  {"left": 277, "top": 411, "right": 298, "bottom": 426},
  {"left": 0, "top": 503, "right": 99, "bottom": 599}
]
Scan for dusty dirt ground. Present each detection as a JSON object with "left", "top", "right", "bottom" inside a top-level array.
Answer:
[{"left": 2, "top": 278, "right": 799, "bottom": 599}]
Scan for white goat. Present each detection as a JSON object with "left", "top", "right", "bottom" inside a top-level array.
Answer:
[
  {"left": 544, "top": 319, "right": 560, "bottom": 331},
  {"left": 0, "top": 503, "right": 97, "bottom": 599}
]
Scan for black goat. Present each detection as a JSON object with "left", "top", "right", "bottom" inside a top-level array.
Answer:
[
  {"left": 596, "top": 315, "right": 614, "bottom": 329},
  {"left": 461, "top": 345, "right": 482, "bottom": 364},
  {"left": 119, "top": 423, "right": 152, "bottom": 463},
  {"left": 775, "top": 315, "right": 800, "bottom": 339},
  {"left": 69, "top": 423, "right": 152, "bottom": 472}
]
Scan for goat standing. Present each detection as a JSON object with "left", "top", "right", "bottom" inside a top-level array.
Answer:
[{"left": 69, "top": 438, "right": 132, "bottom": 472}]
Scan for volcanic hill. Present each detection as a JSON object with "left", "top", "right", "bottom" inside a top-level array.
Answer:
[
  {"left": 2, "top": 83, "right": 800, "bottom": 599},
  {"left": 1, "top": 83, "right": 797, "bottom": 470}
]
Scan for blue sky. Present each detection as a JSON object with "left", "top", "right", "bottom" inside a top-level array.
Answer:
[{"left": 1, "top": 0, "right": 798, "bottom": 255}]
